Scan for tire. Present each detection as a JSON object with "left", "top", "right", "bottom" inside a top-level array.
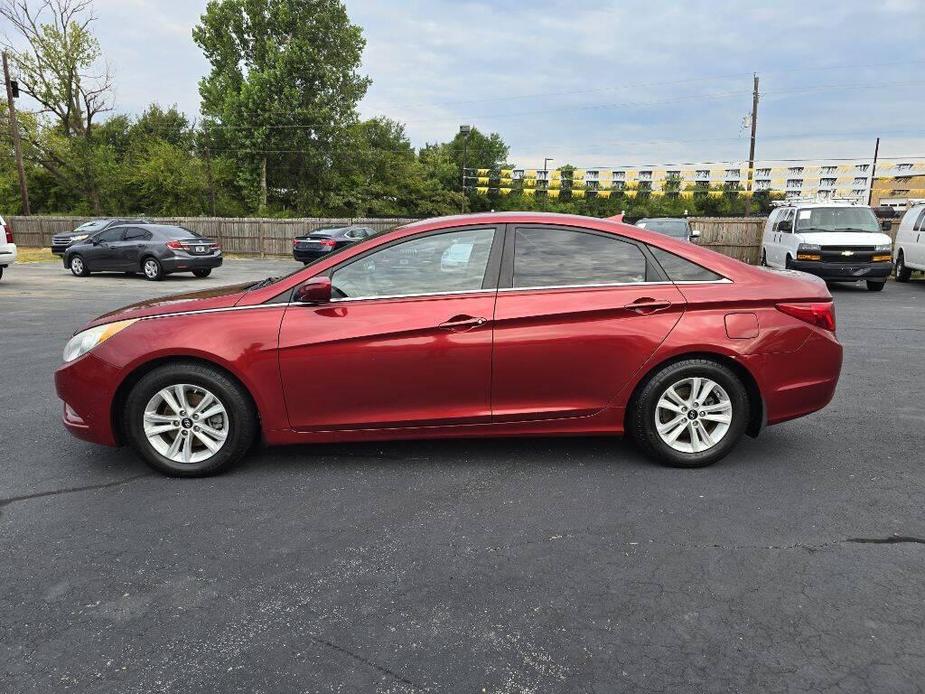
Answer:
[
  {"left": 866, "top": 280, "right": 885, "bottom": 292},
  {"left": 0, "top": 266, "right": 4, "bottom": 280},
  {"left": 69, "top": 254, "right": 90, "bottom": 277},
  {"left": 629, "top": 359, "right": 750, "bottom": 468},
  {"left": 760, "top": 249, "right": 768, "bottom": 266},
  {"left": 785, "top": 255, "right": 794, "bottom": 270},
  {"left": 142, "top": 256, "right": 164, "bottom": 281},
  {"left": 123, "top": 361, "right": 258, "bottom": 477},
  {"left": 192, "top": 268, "right": 212, "bottom": 278},
  {"left": 895, "top": 252, "right": 911, "bottom": 282}
]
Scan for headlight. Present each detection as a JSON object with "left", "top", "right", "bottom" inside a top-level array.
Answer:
[
  {"left": 798, "top": 243, "right": 822, "bottom": 252},
  {"left": 63, "top": 319, "right": 137, "bottom": 363},
  {"left": 875, "top": 243, "right": 891, "bottom": 252},
  {"left": 70, "top": 234, "right": 89, "bottom": 242}
]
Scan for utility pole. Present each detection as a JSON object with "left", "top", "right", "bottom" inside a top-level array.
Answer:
[
  {"left": 743, "top": 73, "right": 759, "bottom": 218},
  {"left": 3, "top": 51, "right": 30, "bottom": 215},
  {"left": 542, "top": 157, "right": 553, "bottom": 209},
  {"left": 459, "top": 125, "right": 471, "bottom": 214},
  {"left": 867, "top": 137, "right": 880, "bottom": 207}
]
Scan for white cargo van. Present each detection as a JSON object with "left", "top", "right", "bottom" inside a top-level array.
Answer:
[
  {"left": 894, "top": 202, "right": 925, "bottom": 282},
  {"left": 760, "top": 201, "right": 893, "bottom": 291}
]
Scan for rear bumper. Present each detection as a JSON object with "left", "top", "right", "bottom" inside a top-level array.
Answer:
[
  {"left": 789, "top": 260, "right": 892, "bottom": 282},
  {"left": 161, "top": 254, "right": 223, "bottom": 272},
  {"left": 292, "top": 249, "right": 332, "bottom": 263},
  {"left": 55, "top": 353, "right": 121, "bottom": 446},
  {"left": 758, "top": 329, "right": 843, "bottom": 426},
  {"left": 0, "top": 245, "right": 16, "bottom": 266}
]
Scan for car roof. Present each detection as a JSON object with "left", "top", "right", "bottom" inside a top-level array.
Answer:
[{"left": 779, "top": 202, "right": 869, "bottom": 209}]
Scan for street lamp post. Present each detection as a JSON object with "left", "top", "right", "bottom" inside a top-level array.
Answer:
[{"left": 459, "top": 125, "right": 471, "bottom": 214}]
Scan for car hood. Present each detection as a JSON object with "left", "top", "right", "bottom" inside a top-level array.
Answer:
[
  {"left": 796, "top": 231, "right": 892, "bottom": 246},
  {"left": 84, "top": 282, "right": 254, "bottom": 330}
]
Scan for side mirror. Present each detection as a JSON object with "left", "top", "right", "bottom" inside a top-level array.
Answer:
[
  {"left": 689, "top": 229, "right": 702, "bottom": 241},
  {"left": 294, "top": 276, "right": 332, "bottom": 305},
  {"left": 881, "top": 220, "right": 892, "bottom": 232}
]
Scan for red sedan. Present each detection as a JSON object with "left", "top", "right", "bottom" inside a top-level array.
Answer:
[{"left": 55, "top": 213, "right": 842, "bottom": 476}]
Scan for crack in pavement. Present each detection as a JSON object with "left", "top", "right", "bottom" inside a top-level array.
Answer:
[
  {"left": 311, "top": 638, "right": 420, "bottom": 690},
  {"left": 845, "top": 536, "right": 925, "bottom": 545},
  {"left": 0, "top": 473, "right": 154, "bottom": 511}
]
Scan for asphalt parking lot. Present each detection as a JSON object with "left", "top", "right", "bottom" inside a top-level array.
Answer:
[{"left": 1, "top": 259, "right": 924, "bottom": 693}]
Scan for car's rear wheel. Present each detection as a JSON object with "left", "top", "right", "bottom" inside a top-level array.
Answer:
[
  {"left": 629, "top": 359, "right": 749, "bottom": 468},
  {"left": 124, "top": 362, "right": 257, "bottom": 477},
  {"left": 895, "top": 252, "right": 911, "bottom": 282},
  {"left": 142, "top": 257, "right": 164, "bottom": 281},
  {"left": 69, "top": 255, "right": 90, "bottom": 277},
  {"left": 192, "top": 268, "right": 211, "bottom": 278},
  {"left": 760, "top": 249, "right": 768, "bottom": 266},
  {"left": 866, "top": 280, "right": 885, "bottom": 292}
]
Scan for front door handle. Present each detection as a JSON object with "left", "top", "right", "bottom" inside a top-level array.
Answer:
[
  {"left": 624, "top": 298, "right": 672, "bottom": 314},
  {"left": 438, "top": 314, "right": 488, "bottom": 331}
]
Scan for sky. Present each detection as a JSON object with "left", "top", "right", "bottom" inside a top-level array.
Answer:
[{"left": 10, "top": 0, "right": 925, "bottom": 169}]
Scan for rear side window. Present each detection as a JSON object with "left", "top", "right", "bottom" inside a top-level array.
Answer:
[
  {"left": 649, "top": 246, "right": 723, "bottom": 282},
  {"left": 513, "top": 227, "right": 647, "bottom": 288},
  {"left": 124, "top": 227, "right": 152, "bottom": 241}
]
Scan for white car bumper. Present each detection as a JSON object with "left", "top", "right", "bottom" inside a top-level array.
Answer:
[{"left": 0, "top": 243, "right": 17, "bottom": 267}]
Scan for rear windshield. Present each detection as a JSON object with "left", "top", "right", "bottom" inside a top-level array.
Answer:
[
  {"left": 163, "top": 227, "right": 204, "bottom": 240},
  {"left": 638, "top": 219, "right": 689, "bottom": 238},
  {"left": 795, "top": 207, "right": 879, "bottom": 233}
]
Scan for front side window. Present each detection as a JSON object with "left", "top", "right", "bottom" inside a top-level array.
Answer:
[
  {"left": 331, "top": 228, "right": 495, "bottom": 299},
  {"left": 513, "top": 227, "right": 646, "bottom": 288},
  {"left": 96, "top": 228, "right": 124, "bottom": 242}
]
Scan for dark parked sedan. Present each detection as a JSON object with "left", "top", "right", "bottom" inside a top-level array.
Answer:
[
  {"left": 292, "top": 226, "right": 375, "bottom": 263},
  {"left": 63, "top": 224, "right": 222, "bottom": 281},
  {"left": 51, "top": 218, "right": 151, "bottom": 255}
]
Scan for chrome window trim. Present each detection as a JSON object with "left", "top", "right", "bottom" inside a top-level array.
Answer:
[
  {"left": 328, "top": 287, "right": 496, "bottom": 303},
  {"left": 138, "top": 302, "right": 292, "bottom": 321},
  {"left": 498, "top": 278, "right": 731, "bottom": 293}
]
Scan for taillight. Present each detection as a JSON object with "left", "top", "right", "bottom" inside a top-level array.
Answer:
[
  {"left": 3, "top": 223, "right": 12, "bottom": 244},
  {"left": 776, "top": 302, "right": 836, "bottom": 332},
  {"left": 320, "top": 239, "right": 336, "bottom": 247},
  {"left": 292, "top": 239, "right": 299, "bottom": 247},
  {"left": 165, "top": 240, "right": 184, "bottom": 250}
]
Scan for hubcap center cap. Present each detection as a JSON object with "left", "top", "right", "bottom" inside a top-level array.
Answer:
[
  {"left": 181, "top": 417, "right": 193, "bottom": 429},
  {"left": 687, "top": 410, "right": 698, "bottom": 420}
]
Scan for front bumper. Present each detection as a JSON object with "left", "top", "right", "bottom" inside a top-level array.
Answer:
[
  {"left": 161, "top": 253, "right": 223, "bottom": 272},
  {"left": 51, "top": 243, "right": 71, "bottom": 255},
  {"left": 789, "top": 260, "right": 892, "bottom": 282},
  {"left": 55, "top": 353, "right": 121, "bottom": 446}
]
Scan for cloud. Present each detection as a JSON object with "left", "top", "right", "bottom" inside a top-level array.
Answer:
[{"left": 11, "top": 0, "right": 923, "bottom": 167}]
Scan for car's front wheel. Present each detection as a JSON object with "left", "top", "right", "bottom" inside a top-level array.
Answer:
[
  {"left": 124, "top": 362, "right": 258, "bottom": 476},
  {"left": 142, "top": 257, "right": 164, "bottom": 281},
  {"left": 629, "top": 359, "right": 749, "bottom": 468},
  {"left": 69, "top": 255, "right": 90, "bottom": 277},
  {"left": 192, "top": 268, "right": 211, "bottom": 278},
  {"left": 895, "top": 252, "right": 911, "bottom": 282},
  {"left": 866, "top": 280, "right": 885, "bottom": 292}
]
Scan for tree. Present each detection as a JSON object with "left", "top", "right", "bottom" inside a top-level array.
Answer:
[{"left": 193, "top": 0, "right": 370, "bottom": 213}]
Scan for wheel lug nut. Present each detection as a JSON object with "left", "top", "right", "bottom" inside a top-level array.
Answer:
[
  {"left": 181, "top": 430, "right": 188, "bottom": 436},
  {"left": 700, "top": 411, "right": 706, "bottom": 417},
  {"left": 194, "top": 426, "right": 200, "bottom": 432},
  {"left": 179, "top": 410, "right": 187, "bottom": 416},
  {"left": 682, "top": 406, "right": 688, "bottom": 412},
  {"left": 192, "top": 414, "right": 199, "bottom": 420}
]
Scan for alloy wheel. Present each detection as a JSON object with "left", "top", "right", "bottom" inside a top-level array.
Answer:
[
  {"left": 144, "top": 259, "right": 160, "bottom": 279},
  {"left": 143, "top": 384, "right": 229, "bottom": 464},
  {"left": 71, "top": 257, "right": 83, "bottom": 274},
  {"left": 654, "top": 377, "right": 732, "bottom": 454}
]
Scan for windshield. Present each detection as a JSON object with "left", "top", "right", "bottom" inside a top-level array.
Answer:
[
  {"left": 795, "top": 207, "right": 879, "bottom": 233},
  {"left": 75, "top": 221, "right": 107, "bottom": 232},
  {"left": 639, "top": 219, "right": 689, "bottom": 238}
]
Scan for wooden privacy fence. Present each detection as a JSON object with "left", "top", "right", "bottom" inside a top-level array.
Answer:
[
  {"left": 687, "top": 216, "right": 766, "bottom": 265},
  {"left": 11, "top": 214, "right": 780, "bottom": 264},
  {"left": 8, "top": 216, "right": 418, "bottom": 257}
]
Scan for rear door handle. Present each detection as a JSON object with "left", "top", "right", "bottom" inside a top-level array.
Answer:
[
  {"left": 438, "top": 315, "right": 488, "bottom": 331},
  {"left": 624, "top": 298, "right": 672, "bottom": 314}
]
